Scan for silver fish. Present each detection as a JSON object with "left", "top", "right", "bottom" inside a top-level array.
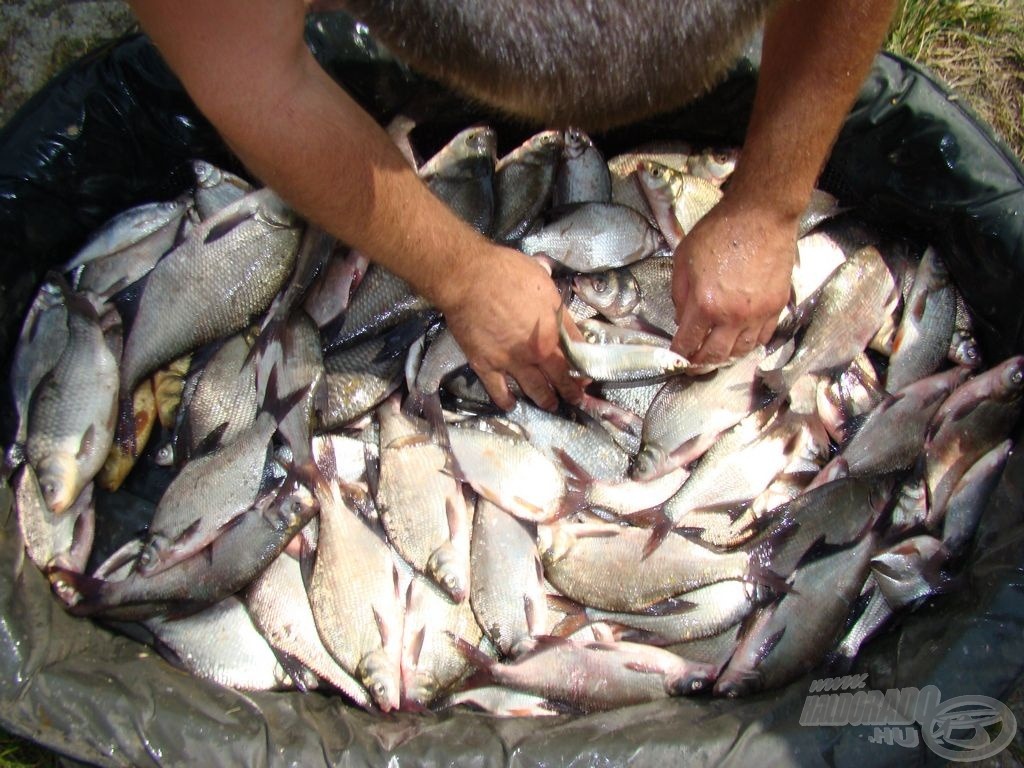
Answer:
[
  {"left": 521, "top": 203, "right": 662, "bottom": 272},
  {"left": 637, "top": 162, "right": 721, "bottom": 248},
  {"left": 559, "top": 318, "right": 689, "bottom": 384},
  {"left": 65, "top": 199, "right": 188, "bottom": 271},
  {"left": 445, "top": 419, "right": 568, "bottom": 523},
  {"left": 582, "top": 580, "right": 756, "bottom": 646},
  {"left": 469, "top": 498, "right": 547, "bottom": 657},
  {"left": 9, "top": 281, "right": 67, "bottom": 451},
  {"left": 192, "top": 160, "right": 253, "bottom": 220},
  {"left": 244, "top": 552, "right": 373, "bottom": 707},
  {"left": 146, "top": 596, "right": 295, "bottom": 691},
  {"left": 838, "top": 366, "right": 969, "bottom": 476},
  {"left": 715, "top": 534, "right": 875, "bottom": 697},
  {"left": 52, "top": 475, "right": 319, "bottom": 621},
  {"left": 451, "top": 635, "right": 716, "bottom": 712},
  {"left": 552, "top": 128, "right": 611, "bottom": 207},
  {"left": 376, "top": 397, "right": 470, "bottom": 602},
  {"left": 15, "top": 465, "right": 94, "bottom": 574},
  {"left": 634, "top": 344, "right": 769, "bottom": 480},
  {"left": 119, "top": 188, "right": 300, "bottom": 394},
  {"left": 871, "top": 535, "right": 950, "bottom": 610},
  {"left": 307, "top": 480, "right": 403, "bottom": 712},
  {"left": 886, "top": 246, "right": 957, "bottom": 392},
  {"left": 402, "top": 573, "right": 485, "bottom": 707},
  {"left": 538, "top": 521, "right": 751, "bottom": 612},
  {"left": 493, "top": 130, "right": 562, "bottom": 242},
  {"left": 26, "top": 288, "right": 118, "bottom": 513},
  {"left": 941, "top": 439, "right": 1012, "bottom": 556},
  {"left": 924, "top": 355, "right": 1024, "bottom": 517},
  {"left": 420, "top": 125, "right": 497, "bottom": 235}
]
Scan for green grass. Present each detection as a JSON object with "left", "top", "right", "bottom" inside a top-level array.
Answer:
[
  {"left": 0, "top": 733, "right": 56, "bottom": 768},
  {"left": 886, "top": 0, "right": 1024, "bottom": 159}
]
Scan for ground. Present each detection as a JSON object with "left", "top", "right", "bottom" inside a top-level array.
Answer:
[{"left": 0, "top": 1, "right": 1022, "bottom": 767}]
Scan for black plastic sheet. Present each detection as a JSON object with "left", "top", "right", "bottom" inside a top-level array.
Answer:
[{"left": 0, "top": 13, "right": 1022, "bottom": 767}]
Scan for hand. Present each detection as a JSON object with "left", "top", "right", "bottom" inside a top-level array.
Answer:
[
  {"left": 670, "top": 193, "right": 797, "bottom": 364},
  {"left": 440, "top": 246, "right": 585, "bottom": 410}
]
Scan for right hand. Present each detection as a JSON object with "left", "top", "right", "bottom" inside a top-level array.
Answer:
[{"left": 439, "top": 246, "right": 584, "bottom": 411}]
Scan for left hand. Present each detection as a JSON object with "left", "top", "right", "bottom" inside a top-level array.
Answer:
[{"left": 670, "top": 192, "right": 798, "bottom": 364}]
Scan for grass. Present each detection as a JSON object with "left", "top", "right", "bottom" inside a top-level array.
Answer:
[
  {"left": 886, "top": 0, "right": 1024, "bottom": 159},
  {"left": 0, "top": 2, "right": 1020, "bottom": 767}
]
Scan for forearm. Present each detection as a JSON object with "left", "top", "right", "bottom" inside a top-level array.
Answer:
[
  {"left": 728, "top": 0, "right": 898, "bottom": 215},
  {"left": 129, "top": 0, "right": 490, "bottom": 313}
]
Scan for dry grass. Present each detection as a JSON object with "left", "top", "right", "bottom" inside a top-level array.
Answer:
[{"left": 886, "top": 0, "right": 1024, "bottom": 159}]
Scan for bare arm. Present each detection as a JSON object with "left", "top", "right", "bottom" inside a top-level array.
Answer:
[
  {"left": 128, "top": 0, "right": 582, "bottom": 410},
  {"left": 671, "top": 0, "right": 898, "bottom": 363}
]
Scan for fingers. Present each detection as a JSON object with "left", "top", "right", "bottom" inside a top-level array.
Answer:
[
  {"left": 514, "top": 366, "right": 559, "bottom": 411},
  {"left": 693, "top": 325, "right": 740, "bottom": 364},
  {"left": 478, "top": 369, "right": 515, "bottom": 411}
]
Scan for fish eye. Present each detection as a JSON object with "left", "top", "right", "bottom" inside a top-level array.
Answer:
[
  {"left": 593, "top": 277, "right": 608, "bottom": 293},
  {"left": 714, "top": 152, "right": 730, "bottom": 164},
  {"left": 372, "top": 682, "right": 385, "bottom": 697}
]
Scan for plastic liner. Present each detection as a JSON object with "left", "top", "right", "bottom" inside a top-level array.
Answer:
[{"left": 0, "top": 13, "right": 1022, "bottom": 767}]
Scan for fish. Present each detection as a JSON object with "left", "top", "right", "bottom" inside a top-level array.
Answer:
[
  {"left": 634, "top": 344, "right": 770, "bottom": 480},
  {"left": 191, "top": 160, "right": 253, "bottom": 220},
  {"left": 715, "top": 534, "right": 876, "bottom": 697},
  {"left": 50, "top": 474, "right": 319, "bottom": 621},
  {"left": 559, "top": 316, "right": 689, "bottom": 384},
  {"left": 924, "top": 355, "right": 1024, "bottom": 517},
  {"left": 145, "top": 596, "right": 298, "bottom": 691},
  {"left": 420, "top": 125, "right": 497, "bottom": 236},
  {"left": 244, "top": 552, "right": 373, "bottom": 707},
  {"left": 401, "top": 573, "right": 485, "bottom": 707},
  {"left": 443, "top": 419, "right": 569, "bottom": 523},
  {"left": 469, "top": 498, "right": 547, "bottom": 657},
  {"left": 886, "top": 246, "right": 957, "bottom": 392},
  {"left": 520, "top": 203, "right": 663, "bottom": 273},
  {"left": 118, "top": 188, "right": 300, "bottom": 396},
  {"left": 637, "top": 161, "right": 722, "bottom": 248},
  {"left": 306, "top": 479, "right": 404, "bottom": 712},
  {"left": 552, "top": 128, "right": 611, "bottom": 207},
  {"left": 8, "top": 281, "right": 68, "bottom": 452},
  {"left": 376, "top": 397, "right": 471, "bottom": 602},
  {"left": 941, "top": 439, "right": 1012, "bottom": 557},
  {"left": 26, "top": 286, "right": 119, "bottom": 513},
  {"left": 450, "top": 635, "right": 716, "bottom": 712},
  {"left": 15, "top": 464, "right": 94, "bottom": 574},
  {"left": 760, "top": 246, "right": 897, "bottom": 396},
  {"left": 493, "top": 130, "right": 562, "bottom": 242},
  {"left": 537, "top": 521, "right": 752, "bottom": 612},
  {"left": 65, "top": 198, "right": 188, "bottom": 273}
]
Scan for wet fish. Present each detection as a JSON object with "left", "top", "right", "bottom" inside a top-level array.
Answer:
[
  {"left": 886, "top": 247, "right": 957, "bottom": 392},
  {"left": 538, "top": 521, "right": 752, "bottom": 612},
  {"left": 715, "top": 534, "right": 875, "bottom": 697},
  {"left": 306, "top": 479, "right": 404, "bottom": 712},
  {"left": 15, "top": 464, "right": 94, "bottom": 574},
  {"left": 761, "top": 246, "right": 898, "bottom": 396},
  {"left": 559, "top": 317, "right": 689, "bottom": 384},
  {"left": 245, "top": 552, "right": 372, "bottom": 707},
  {"left": 637, "top": 161, "right": 722, "bottom": 248},
  {"left": 924, "top": 355, "right": 1024, "bottom": 516},
  {"left": 452, "top": 635, "right": 716, "bottom": 711},
  {"left": 118, "top": 188, "right": 300, "bottom": 395},
  {"left": 469, "top": 498, "right": 547, "bottom": 657},
  {"left": 146, "top": 595, "right": 297, "bottom": 691},
  {"left": 65, "top": 198, "right": 188, "bottom": 272},
  {"left": 552, "top": 128, "right": 611, "bottom": 207},
  {"left": 941, "top": 439, "right": 1012, "bottom": 557},
  {"left": 26, "top": 287, "right": 118, "bottom": 513},
  {"left": 51, "top": 475, "right": 319, "bottom": 621},
  {"left": 521, "top": 203, "right": 663, "bottom": 272},
  {"left": 444, "top": 419, "right": 569, "bottom": 523},
  {"left": 420, "top": 125, "right": 497, "bottom": 235},
  {"left": 192, "top": 160, "right": 253, "bottom": 220},
  {"left": 376, "top": 397, "right": 470, "bottom": 602},
  {"left": 634, "top": 344, "right": 770, "bottom": 480},
  {"left": 493, "top": 131, "right": 562, "bottom": 242}
]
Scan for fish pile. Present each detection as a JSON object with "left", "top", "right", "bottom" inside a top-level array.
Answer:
[{"left": 4, "top": 122, "right": 1020, "bottom": 716}]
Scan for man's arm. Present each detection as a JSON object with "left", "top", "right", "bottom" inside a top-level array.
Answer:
[
  {"left": 671, "top": 0, "right": 898, "bottom": 364},
  {"left": 128, "top": 0, "right": 582, "bottom": 411}
]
